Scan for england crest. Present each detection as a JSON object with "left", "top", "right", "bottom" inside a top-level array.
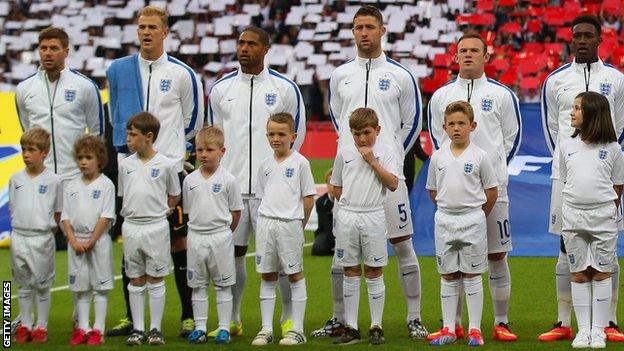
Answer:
[
  {"left": 378, "top": 78, "right": 391, "bottom": 91},
  {"left": 187, "top": 270, "right": 193, "bottom": 281},
  {"left": 256, "top": 255, "right": 262, "bottom": 265},
  {"left": 600, "top": 82, "right": 612, "bottom": 96},
  {"left": 151, "top": 168, "right": 160, "bottom": 178},
  {"left": 69, "top": 275, "right": 76, "bottom": 284},
  {"left": 463, "top": 162, "right": 474, "bottom": 173},
  {"left": 38, "top": 184, "right": 48, "bottom": 194},
  {"left": 160, "top": 79, "right": 172, "bottom": 92},
  {"left": 481, "top": 98, "right": 493, "bottom": 112},
  {"left": 93, "top": 190, "right": 101, "bottom": 199},
  {"left": 65, "top": 89, "right": 76, "bottom": 102},
  {"left": 337, "top": 249, "right": 344, "bottom": 259},
  {"left": 568, "top": 253, "right": 575, "bottom": 265},
  {"left": 599, "top": 149, "right": 608, "bottom": 160},
  {"left": 285, "top": 168, "right": 295, "bottom": 178},
  {"left": 212, "top": 183, "right": 222, "bottom": 193},
  {"left": 265, "top": 93, "right": 277, "bottom": 106}
]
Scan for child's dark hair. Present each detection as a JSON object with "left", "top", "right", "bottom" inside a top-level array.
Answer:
[
  {"left": 73, "top": 135, "right": 108, "bottom": 171},
  {"left": 349, "top": 107, "right": 379, "bottom": 130},
  {"left": 444, "top": 101, "right": 474, "bottom": 122},
  {"left": 572, "top": 91, "right": 616, "bottom": 143},
  {"left": 127, "top": 112, "right": 160, "bottom": 141}
]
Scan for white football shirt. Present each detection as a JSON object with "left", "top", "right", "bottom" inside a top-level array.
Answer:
[
  {"left": 559, "top": 137, "right": 624, "bottom": 208},
  {"left": 331, "top": 142, "right": 401, "bottom": 212},
  {"left": 118, "top": 152, "right": 181, "bottom": 222},
  {"left": 257, "top": 151, "right": 316, "bottom": 220},
  {"left": 183, "top": 165, "right": 244, "bottom": 234},
  {"left": 61, "top": 174, "right": 115, "bottom": 237},
  {"left": 426, "top": 142, "right": 499, "bottom": 213},
  {"left": 9, "top": 168, "right": 61, "bottom": 234}
]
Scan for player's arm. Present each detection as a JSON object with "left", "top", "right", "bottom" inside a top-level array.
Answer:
[
  {"left": 330, "top": 152, "right": 344, "bottom": 200},
  {"left": 426, "top": 155, "right": 438, "bottom": 203},
  {"left": 360, "top": 146, "right": 398, "bottom": 191},
  {"left": 166, "top": 164, "right": 181, "bottom": 211},
  {"left": 207, "top": 84, "right": 221, "bottom": 126},
  {"left": 228, "top": 181, "right": 244, "bottom": 232},
  {"left": 541, "top": 74, "right": 559, "bottom": 155},
  {"left": 427, "top": 94, "right": 446, "bottom": 150},
  {"left": 62, "top": 220, "right": 85, "bottom": 255},
  {"left": 500, "top": 90, "right": 522, "bottom": 163},
  {"left": 615, "top": 76, "right": 624, "bottom": 144},
  {"left": 302, "top": 195, "right": 314, "bottom": 228},
  {"left": 181, "top": 70, "right": 205, "bottom": 140},
  {"left": 15, "top": 87, "right": 29, "bottom": 131},
  {"left": 84, "top": 80, "right": 104, "bottom": 136},
  {"left": 482, "top": 187, "right": 498, "bottom": 216},
  {"left": 332, "top": 186, "right": 343, "bottom": 201},
  {"left": 399, "top": 71, "right": 422, "bottom": 152},
  {"left": 230, "top": 210, "right": 241, "bottom": 232},
  {"left": 168, "top": 195, "right": 181, "bottom": 211},
  {"left": 328, "top": 73, "right": 342, "bottom": 133},
  {"left": 428, "top": 190, "right": 437, "bottom": 204},
  {"left": 611, "top": 144, "right": 624, "bottom": 207},
  {"left": 85, "top": 217, "right": 111, "bottom": 251},
  {"left": 287, "top": 83, "right": 306, "bottom": 151}
]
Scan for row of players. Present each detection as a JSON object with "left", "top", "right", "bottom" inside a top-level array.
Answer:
[{"left": 11, "top": 2, "right": 624, "bottom": 348}]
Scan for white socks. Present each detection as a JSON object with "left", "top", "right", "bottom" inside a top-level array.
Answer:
[
  {"left": 343, "top": 275, "right": 360, "bottom": 330},
  {"left": 192, "top": 287, "right": 208, "bottom": 332},
  {"left": 611, "top": 262, "right": 619, "bottom": 323},
  {"left": 290, "top": 278, "right": 307, "bottom": 333},
  {"left": 259, "top": 280, "right": 277, "bottom": 331},
  {"left": 488, "top": 258, "right": 511, "bottom": 324},
  {"left": 392, "top": 239, "right": 422, "bottom": 322},
  {"left": 147, "top": 281, "right": 166, "bottom": 331},
  {"left": 128, "top": 284, "right": 146, "bottom": 332},
  {"left": 35, "top": 288, "right": 51, "bottom": 328},
  {"left": 592, "top": 278, "right": 612, "bottom": 330},
  {"left": 331, "top": 266, "right": 345, "bottom": 323},
  {"left": 18, "top": 288, "right": 33, "bottom": 329},
  {"left": 572, "top": 281, "right": 591, "bottom": 332},
  {"left": 233, "top": 256, "right": 246, "bottom": 324},
  {"left": 279, "top": 272, "right": 292, "bottom": 324},
  {"left": 556, "top": 251, "right": 572, "bottom": 327},
  {"left": 366, "top": 275, "right": 385, "bottom": 327},
  {"left": 215, "top": 286, "right": 233, "bottom": 331},
  {"left": 463, "top": 276, "right": 484, "bottom": 331},
  {"left": 75, "top": 291, "right": 91, "bottom": 330},
  {"left": 93, "top": 290, "right": 108, "bottom": 332},
  {"left": 440, "top": 279, "right": 460, "bottom": 331}
]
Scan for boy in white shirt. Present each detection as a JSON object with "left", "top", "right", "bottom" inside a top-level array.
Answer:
[
  {"left": 331, "top": 107, "right": 400, "bottom": 345},
  {"left": 183, "top": 126, "right": 243, "bottom": 345},
  {"left": 426, "top": 101, "right": 498, "bottom": 346},
  {"left": 251, "top": 113, "right": 316, "bottom": 346},
  {"left": 62, "top": 135, "right": 115, "bottom": 346},
  {"left": 10, "top": 127, "right": 62, "bottom": 344},
  {"left": 118, "top": 112, "right": 181, "bottom": 346}
]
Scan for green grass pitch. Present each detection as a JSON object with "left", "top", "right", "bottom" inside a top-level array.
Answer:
[{"left": 1, "top": 159, "right": 623, "bottom": 350}]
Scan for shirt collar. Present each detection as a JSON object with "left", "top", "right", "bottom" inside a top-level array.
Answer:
[
  {"left": 455, "top": 73, "right": 488, "bottom": 89},
  {"left": 571, "top": 58, "right": 604, "bottom": 73},
  {"left": 237, "top": 66, "right": 270, "bottom": 82},
  {"left": 138, "top": 51, "right": 167, "bottom": 68},
  {"left": 355, "top": 52, "right": 387, "bottom": 69}
]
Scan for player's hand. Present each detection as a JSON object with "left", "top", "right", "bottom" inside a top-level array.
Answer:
[
  {"left": 357, "top": 146, "right": 377, "bottom": 165},
  {"left": 167, "top": 207, "right": 175, "bottom": 216},
  {"left": 84, "top": 239, "right": 96, "bottom": 252},
  {"left": 70, "top": 239, "right": 86, "bottom": 255}
]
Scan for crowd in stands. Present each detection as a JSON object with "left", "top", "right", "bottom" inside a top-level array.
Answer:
[{"left": 2, "top": 0, "right": 624, "bottom": 121}]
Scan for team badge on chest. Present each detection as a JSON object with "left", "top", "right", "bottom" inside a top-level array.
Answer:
[
  {"left": 481, "top": 98, "right": 493, "bottom": 112},
  {"left": 265, "top": 93, "right": 277, "bottom": 106},
  {"left": 160, "top": 79, "right": 172, "bottom": 92},
  {"left": 285, "top": 167, "right": 295, "bottom": 178},
  {"left": 93, "top": 190, "right": 101, "bottom": 199},
  {"left": 600, "top": 82, "right": 612, "bottom": 96},
  {"left": 212, "top": 183, "right": 222, "bottom": 193},
  {"left": 463, "top": 163, "right": 474, "bottom": 174},
  {"left": 65, "top": 89, "right": 76, "bottom": 102},
  {"left": 151, "top": 168, "right": 160, "bottom": 178},
  {"left": 378, "top": 78, "right": 391, "bottom": 91},
  {"left": 598, "top": 149, "right": 608, "bottom": 160},
  {"left": 38, "top": 184, "right": 48, "bottom": 194}
]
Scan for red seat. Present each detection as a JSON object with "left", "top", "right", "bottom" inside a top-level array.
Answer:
[
  {"left": 433, "top": 68, "right": 450, "bottom": 82},
  {"left": 556, "top": 27, "right": 572, "bottom": 41},
  {"left": 520, "top": 76, "right": 541, "bottom": 90},
  {"left": 475, "top": 0, "right": 494, "bottom": 11},
  {"left": 498, "top": 0, "right": 516, "bottom": 6},
  {"left": 421, "top": 78, "right": 445, "bottom": 94},
  {"left": 526, "top": 20, "right": 542, "bottom": 33},
  {"left": 500, "top": 22, "right": 522, "bottom": 34},
  {"left": 433, "top": 54, "right": 453, "bottom": 68},
  {"left": 491, "top": 58, "right": 510, "bottom": 72}
]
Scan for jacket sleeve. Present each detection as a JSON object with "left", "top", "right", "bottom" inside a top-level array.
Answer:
[
  {"left": 399, "top": 70, "right": 422, "bottom": 152},
  {"left": 15, "top": 85, "right": 29, "bottom": 131},
  {"left": 427, "top": 92, "right": 446, "bottom": 150},
  {"left": 286, "top": 81, "right": 306, "bottom": 151},
  {"left": 106, "top": 66, "right": 117, "bottom": 126},
  {"left": 328, "top": 72, "right": 341, "bottom": 133},
  {"left": 181, "top": 70, "right": 205, "bottom": 140},
  {"left": 207, "top": 83, "right": 221, "bottom": 127},
  {"left": 615, "top": 75, "right": 624, "bottom": 145},
  {"left": 499, "top": 88, "right": 522, "bottom": 163},
  {"left": 84, "top": 79, "right": 104, "bottom": 136},
  {"left": 541, "top": 74, "right": 559, "bottom": 155}
]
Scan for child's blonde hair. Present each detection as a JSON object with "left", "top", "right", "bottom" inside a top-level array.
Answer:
[
  {"left": 268, "top": 113, "right": 296, "bottom": 133},
  {"left": 196, "top": 126, "right": 225, "bottom": 148},
  {"left": 444, "top": 101, "right": 474, "bottom": 122},
  {"left": 20, "top": 127, "right": 50, "bottom": 151}
]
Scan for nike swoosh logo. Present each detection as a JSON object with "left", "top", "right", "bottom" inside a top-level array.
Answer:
[
  {"left": 372, "top": 295, "right": 382, "bottom": 300},
  {"left": 402, "top": 271, "right": 415, "bottom": 276},
  {"left": 373, "top": 257, "right": 383, "bottom": 262},
  {"left": 265, "top": 171, "right": 272, "bottom": 176},
  {"left": 100, "top": 279, "right": 110, "bottom": 285},
  {"left": 190, "top": 185, "right": 199, "bottom": 190},
  {"left": 467, "top": 292, "right": 478, "bottom": 296},
  {"left": 501, "top": 240, "right": 510, "bottom": 245},
  {"left": 70, "top": 192, "right": 78, "bottom": 197},
  {"left": 221, "top": 275, "right": 232, "bottom": 281},
  {"left": 441, "top": 294, "right": 452, "bottom": 298},
  {"left": 598, "top": 262, "right": 609, "bottom": 266},
  {"left": 471, "top": 263, "right": 481, "bottom": 268},
  {"left": 345, "top": 159, "right": 354, "bottom": 164},
  {"left": 344, "top": 81, "right": 352, "bottom": 85},
  {"left": 399, "top": 223, "right": 408, "bottom": 229},
  {"left": 344, "top": 294, "right": 353, "bottom": 297},
  {"left": 438, "top": 166, "right": 446, "bottom": 171},
  {"left": 15, "top": 185, "right": 23, "bottom": 189},
  {"left": 288, "top": 263, "right": 297, "bottom": 268},
  {"left": 597, "top": 298, "right": 609, "bottom": 302},
  {"left": 126, "top": 170, "right": 135, "bottom": 174},
  {"left": 155, "top": 266, "right": 165, "bottom": 272},
  {"left": 489, "top": 276, "right": 504, "bottom": 280},
  {"left": 567, "top": 151, "right": 579, "bottom": 157},
  {"left": 563, "top": 87, "right": 571, "bottom": 92},
  {"left": 173, "top": 224, "right": 186, "bottom": 231},
  {"left": 227, "top": 97, "right": 236, "bottom": 101}
]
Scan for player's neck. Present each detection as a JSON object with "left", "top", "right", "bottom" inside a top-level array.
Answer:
[
  {"left": 25, "top": 164, "right": 45, "bottom": 178},
  {"left": 82, "top": 172, "right": 100, "bottom": 184},
  {"left": 450, "top": 140, "right": 470, "bottom": 156},
  {"left": 137, "top": 148, "right": 157, "bottom": 163},
  {"left": 273, "top": 149, "right": 292, "bottom": 163},
  {"left": 575, "top": 57, "right": 599, "bottom": 64},
  {"left": 140, "top": 48, "right": 164, "bottom": 62},
  {"left": 458, "top": 70, "right": 483, "bottom": 80},
  {"left": 200, "top": 164, "right": 218, "bottom": 178},
  {"left": 241, "top": 63, "right": 264, "bottom": 76},
  {"left": 45, "top": 68, "right": 63, "bottom": 82},
  {"left": 358, "top": 49, "right": 382, "bottom": 60}
]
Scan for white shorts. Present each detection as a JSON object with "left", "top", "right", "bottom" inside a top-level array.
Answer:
[
  {"left": 255, "top": 216, "right": 304, "bottom": 274},
  {"left": 68, "top": 234, "right": 114, "bottom": 292},
  {"left": 233, "top": 198, "right": 260, "bottom": 247},
  {"left": 334, "top": 209, "right": 388, "bottom": 267},
  {"left": 562, "top": 202, "right": 618, "bottom": 273},
  {"left": 434, "top": 209, "right": 488, "bottom": 275},
  {"left": 549, "top": 179, "right": 564, "bottom": 234},
  {"left": 384, "top": 180, "right": 414, "bottom": 239},
  {"left": 187, "top": 229, "right": 236, "bottom": 288},
  {"left": 122, "top": 220, "right": 171, "bottom": 278},
  {"left": 486, "top": 201, "right": 513, "bottom": 253},
  {"left": 11, "top": 232, "right": 55, "bottom": 289}
]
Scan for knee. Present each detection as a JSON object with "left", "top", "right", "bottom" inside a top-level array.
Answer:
[
  {"left": 288, "top": 272, "right": 304, "bottom": 282},
  {"left": 170, "top": 236, "right": 186, "bottom": 252},
  {"left": 262, "top": 272, "right": 278, "bottom": 281},
  {"left": 488, "top": 252, "right": 506, "bottom": 261},
  {"left": 389, "top": 235, "right": 411, "bottom": 245},
  {"left": 363, "top": 266, "right": 382, "bottom": 279},
  {"left": 344, "top": 266, "right": 362, "bottom": 277}
]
